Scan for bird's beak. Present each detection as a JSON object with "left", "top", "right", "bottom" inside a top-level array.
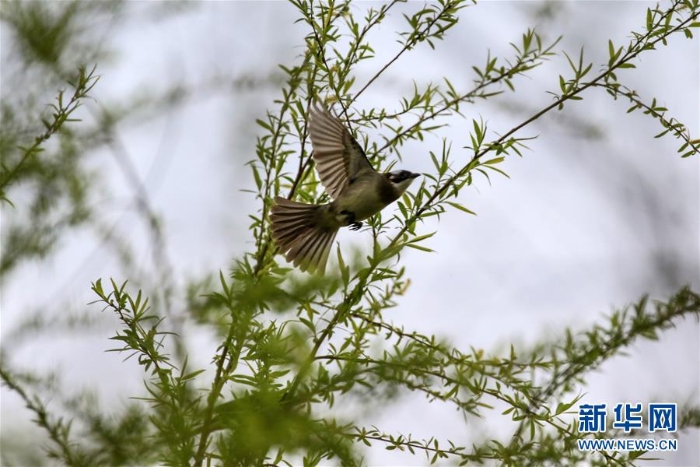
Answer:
[{"left": 409, "top": 172, "right": 421, "bottom": 179}]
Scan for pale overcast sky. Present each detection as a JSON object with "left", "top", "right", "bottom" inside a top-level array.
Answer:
[{"left": 2, "top": 1, "right": 698, "bottom": 465}]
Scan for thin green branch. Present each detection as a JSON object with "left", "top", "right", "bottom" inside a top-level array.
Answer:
[{"left": 0, "top": 65, "right": 99, "bottom": 203}]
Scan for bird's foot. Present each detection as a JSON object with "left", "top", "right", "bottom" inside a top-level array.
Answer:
[{"left": 349, "top": 222, "right": 363, "bottom": 231}]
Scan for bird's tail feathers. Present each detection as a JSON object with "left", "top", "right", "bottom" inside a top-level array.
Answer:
[{"left": 270, "top": 197, "right": 338, "bottom": 273}]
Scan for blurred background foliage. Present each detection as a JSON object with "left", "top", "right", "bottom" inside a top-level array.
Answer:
[
  {"left": 1, "top": 2, "right": 201, "bottom": 464},
  {"left": 1, "top": 0, "right": 698, "bottom": 465}
]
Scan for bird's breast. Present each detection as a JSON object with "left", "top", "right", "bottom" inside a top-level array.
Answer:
[{"left": 331, "top": 176, "right": 399, "bottom": 223}]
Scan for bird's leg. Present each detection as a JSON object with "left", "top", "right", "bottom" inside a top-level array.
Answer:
[{"left": 340, "top": 210, "right": 363, "bottom": 231}]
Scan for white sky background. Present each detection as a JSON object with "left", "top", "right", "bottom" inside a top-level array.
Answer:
[{"left": 1, "top": 1, "right": 699, "bottom": 465}]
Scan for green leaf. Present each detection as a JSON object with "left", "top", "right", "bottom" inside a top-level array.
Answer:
[
  {"left": 483, "top": 157, "right": 505, "bottom": 165},
  {"left": 446, "top": 201, "right": 477, "bottom": 216},
  {"left": 405, "top": 242, "right": 434, "bottom": 252}
]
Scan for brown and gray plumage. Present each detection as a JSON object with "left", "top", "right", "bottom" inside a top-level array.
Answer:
[{"left": 270, "top": 103, "right": 420, "bottom": 273}]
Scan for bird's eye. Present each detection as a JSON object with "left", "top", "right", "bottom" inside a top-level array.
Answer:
[{"left": 393, "top": 171, "right": 407, "bottom": 181}]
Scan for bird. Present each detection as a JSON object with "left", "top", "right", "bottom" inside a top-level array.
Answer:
[{"left": 270, "top": 103, "right": 421, "bottom": 273}]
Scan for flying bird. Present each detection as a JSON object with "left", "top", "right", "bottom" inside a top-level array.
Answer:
[{"left": 270, "top": 103, "right": 420, "bottom": 273}]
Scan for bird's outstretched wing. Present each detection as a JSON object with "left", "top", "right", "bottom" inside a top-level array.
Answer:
[{"left": 308, "top": 103, "right": 375, "bottom": 199}]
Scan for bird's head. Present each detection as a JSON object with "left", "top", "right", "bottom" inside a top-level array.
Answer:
[{"left": 385, "top": 170, "right": 421, "bottom": 195}]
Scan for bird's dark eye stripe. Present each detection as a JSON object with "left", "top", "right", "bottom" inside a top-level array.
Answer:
[{"left": 388, "top": 171, "right": 405, "bottom": 181}]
